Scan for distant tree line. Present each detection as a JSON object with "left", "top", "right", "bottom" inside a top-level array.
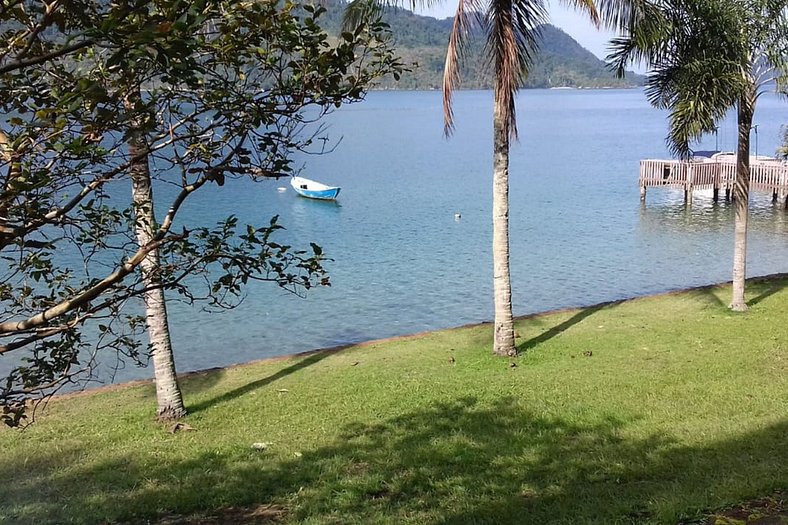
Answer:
[{"left": 322, "top": 4, "right": 643, "bottom": 90}]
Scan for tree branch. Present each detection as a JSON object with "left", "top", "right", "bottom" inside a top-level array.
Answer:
[
  {"left": 0, "top": 235, "right": 167, "bottom": 333},
  {"left": 0, "top": 38, "right": 96, "bottom": 74}
]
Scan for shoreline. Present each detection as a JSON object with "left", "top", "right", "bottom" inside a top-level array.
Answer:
[
  {"left": 55, "top": 271, "right": 788, "bottom": 401},
  {"left": 10, "top": 270, "right": 787, "bottom": 525}
]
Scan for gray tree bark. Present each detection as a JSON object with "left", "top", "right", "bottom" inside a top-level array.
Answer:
[
  {"left": 492, "top": 89, "right": 516, "bottom": 357},
  {"left": 125, "top": 91, "right": 187, "bottom": 420},
  {"left": 730, "top": 89, "right": 755, "bottom": 312}
]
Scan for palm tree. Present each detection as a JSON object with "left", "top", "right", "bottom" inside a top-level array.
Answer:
[
  {"left": 609, "top": 0, "right": 788, "bottom": 311},
  {"left": 348, "top": 0, "right": 632, "bottom": 355},
  {"left": 124, "top": 87, "right": 187, "bottom": 420}
]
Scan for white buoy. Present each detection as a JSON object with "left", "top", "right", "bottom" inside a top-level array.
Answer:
[
  {"left": 454, "top": 212, "right": 461, "bottom": 221},
  {"left": 277, "top": 187, "right": 287, "bottom": 193}
]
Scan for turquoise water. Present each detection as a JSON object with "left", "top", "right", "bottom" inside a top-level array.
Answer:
[{"left": 90, "top": 89, "right": 788, "bottom": 380}]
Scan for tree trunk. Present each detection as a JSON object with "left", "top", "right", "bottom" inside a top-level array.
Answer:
[
  {"left": 125, "top": 90, "right": 187, "bottom": 420},
  {"left": 730, "top": 89, "right": 755, "bottom": 312},
  {"left": 491, "top": 88, "right": 516, "bottom": 356}
]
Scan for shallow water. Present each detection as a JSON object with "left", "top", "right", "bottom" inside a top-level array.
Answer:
[{"left": 17, "top": 89, "right": 788, "bottom": 383}]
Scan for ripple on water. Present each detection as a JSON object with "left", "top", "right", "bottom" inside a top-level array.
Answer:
[{"left": 31, "top": 89, "right": 787, "bottom": 385}]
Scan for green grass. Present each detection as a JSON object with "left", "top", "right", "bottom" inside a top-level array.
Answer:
[{"left": 1, "top": 278, "right": 787, "bottom": 525}]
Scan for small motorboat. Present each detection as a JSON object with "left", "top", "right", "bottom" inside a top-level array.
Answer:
[{"left": 290, "top": 176, "right": 341, "bottom": 200}]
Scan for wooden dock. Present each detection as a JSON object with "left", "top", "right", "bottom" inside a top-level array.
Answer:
[{"left": 639, "top": 156, "right": 788, "bottom": 206}]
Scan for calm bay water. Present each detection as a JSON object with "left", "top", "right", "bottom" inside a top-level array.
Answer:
[{"left": 103, "top": 89, "right": 788, "bottom": 381}]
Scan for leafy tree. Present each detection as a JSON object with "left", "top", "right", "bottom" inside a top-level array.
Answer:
[
  {"left": 0, "top": 0, "right": 401, "bottom": 426},
  {"left": 609, "top": 0, "right": 788, "bottom": 311}
]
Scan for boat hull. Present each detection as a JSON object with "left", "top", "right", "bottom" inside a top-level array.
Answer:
[
  {"left": 290, "top": 177, "right": 341, "bottom": 200},
  {"left": 293, "top": 186, "right": 341, "bottom": 200}
]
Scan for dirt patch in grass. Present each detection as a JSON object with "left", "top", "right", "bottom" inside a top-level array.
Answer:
[
  {"left": 681, "top": 492, "right": 788, "bottom": 525},
  {"left": 128, "top": 504, "right": 286, "bottom": 525},
  {"left": 127, "top": 492, "right": 788, "bottom": 525}
]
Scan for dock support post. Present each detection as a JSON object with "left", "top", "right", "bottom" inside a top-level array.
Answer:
[
  {"left": 725, "top": 188, "right": 731, "bottom": 201},
  {"left": 685, "top": 166, "right": 693, "bottom": 205},
  {"left": 684, "top": 186, "right": 692, "bottom": 205},
  {"left": 640, "top": 185, "right": 646, "bottom": 202},
  {"left": 713, "top": 188, "right": 719, "bottom": 202}
]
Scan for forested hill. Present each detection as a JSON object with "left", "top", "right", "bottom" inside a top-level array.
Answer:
[{"left": 318, "top": 5, "right": 643, "bottom": 89}]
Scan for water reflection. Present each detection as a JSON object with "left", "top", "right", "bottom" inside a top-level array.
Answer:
[
  {"left": 291, "top": 195, "right": 342, "bottom": 213},
  {"left": 639, "top": 193, "right": 788, "bottom": 236}
]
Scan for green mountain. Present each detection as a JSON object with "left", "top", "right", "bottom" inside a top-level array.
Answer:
[{"left": 319, "top": 6, "right": 643, "bottom": 90}]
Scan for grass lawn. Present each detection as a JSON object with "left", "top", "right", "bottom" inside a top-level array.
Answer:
[{"left": 1, "top": 277, "right": 787, "bottom": 525}]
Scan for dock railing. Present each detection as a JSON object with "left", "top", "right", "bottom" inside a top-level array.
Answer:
[{"left": 639, "top": 158, "right": 788, "bottom": 206}]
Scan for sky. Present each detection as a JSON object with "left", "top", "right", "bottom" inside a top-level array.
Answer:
[{"left": 414, "top": 1, "right": 620, "bottom": 62}]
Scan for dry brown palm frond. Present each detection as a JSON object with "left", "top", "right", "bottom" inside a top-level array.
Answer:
[
  {"left": 486, "top": 0, "right": 546, "bottom": 139},
  {"left": 443, "top": 0, "right": 484, "bottom": 135}
]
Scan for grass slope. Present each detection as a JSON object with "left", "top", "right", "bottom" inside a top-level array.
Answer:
[{"left": 1, "top": 278, "right": 787, "bottom": 524}]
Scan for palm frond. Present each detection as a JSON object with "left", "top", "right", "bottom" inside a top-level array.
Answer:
[
  {"left": 596, "top": 0, "right": 654, "bottom": 32},
  {"left": 342, "top": 0, "right": 386, "bottom": 31},
  {"left": 559, "top": 0, "right": 599, "bottom": 27},
  {"left": 343, "top": 0, "right": 445, "bottom": 31},
  {"left": 650, "top": 57, "right": 743, "bottom": 158},
  {"left": 404, "top": 0, "right": 447, "bottom": 12},
  {"left": 608, "top": 0, "right": 776, "bottom": 160},
  {"left": 761, "top": 5, "right": 788, "bottom": 95},
  {"left": 443, "top": 0, "right": 484, "bottom": 135},
  {"left": 485, "top": 0, "right": 546, "bottom": 139},
  {"left": 606, "top": 0, "right": 673, "bottom": 77}
]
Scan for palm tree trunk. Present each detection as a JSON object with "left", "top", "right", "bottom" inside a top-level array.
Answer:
[
  {"left": 0, "top": 130, "right": 20, "bottom": 242},
  {"left": 730, "top": 89, "right": 755, "bottom": 311},
  {"left": 492, "top": 88, "right": 516, "bottom": 356},
  {"left": 125, "top": 90, "right": 187, "bottom": 420}
]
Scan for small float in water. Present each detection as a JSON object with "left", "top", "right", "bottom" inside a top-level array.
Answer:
[{"left": 290, "top": 176, "right": 341, "bottom": 200}]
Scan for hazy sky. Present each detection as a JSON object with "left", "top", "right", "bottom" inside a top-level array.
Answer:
[{"left": 414, "top": 1, "right": 619, "bottom": 61}]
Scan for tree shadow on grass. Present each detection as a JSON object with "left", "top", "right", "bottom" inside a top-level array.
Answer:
[
  {"left": 274, "top": 399, "right": 786, "bottom": 524},
  {"left": 685, "top": 287, "right": 728, "bottom": 310},
  {"left": 0, "top": 442, "right": 86, "bottom": 522},
  {"left": 680, "top": 275, "right": 788, "bottom": 311},
  {"left": 748, "top": 280, "right": 788, "bottom": 307},
  {"left": 3, "top": 397, "right": 786, "bottom": 525},
  {"left": 187, "top": 350, "right": 335, "bottom": 414},
  {"left": 517, "top": 303, "right": 610, "bottom": 352}
]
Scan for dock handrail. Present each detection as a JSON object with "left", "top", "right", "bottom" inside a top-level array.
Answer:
[{"left": 639, "top": 158, "right": 788, "bottom": 206}]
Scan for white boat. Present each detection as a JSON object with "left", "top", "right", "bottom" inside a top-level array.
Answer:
[{"left": 290, "top": 176, "right": 341, "bottom": 200}]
